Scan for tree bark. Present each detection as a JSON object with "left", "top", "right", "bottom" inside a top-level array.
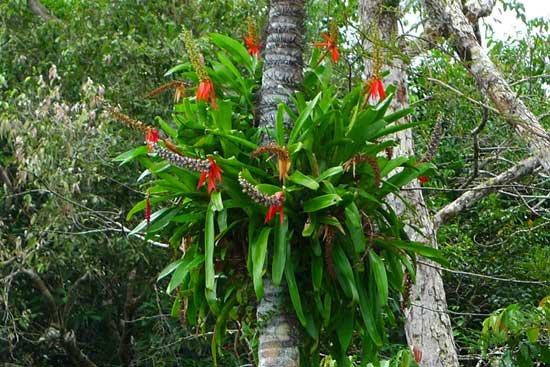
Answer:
[
  {"left": 434, "top": 157, "right": 540, "bottom": 227},
  {"left": 27, "top": 0, "right": 59, "bottom": 22},
  {"left": 256, "top": 1, "right": 305, "bottom": 366},
  {"left": 422, "top": 0, "right": 550, "bottom": 171},
  {"left": 359, "top": 2, "right": 460, "bottom": 366}
]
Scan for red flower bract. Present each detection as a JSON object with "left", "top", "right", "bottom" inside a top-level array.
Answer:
[
  {"left": 314, "top": 33, "right": 340, "bottom": 64},
  {"left": 418, "top": 175, "right": 428, "bottom": 185},
  {"left": 145, "top": 129, "right": 159, "bottom": 152},
  {"left": 265, "top": 191, "right": 284, "bottom": 225},
  {"left": 196, "top": 80, "right": 217, "bottom": 109},
  {"left": 197, "top": 157, "right": 223, "bottom": 194},
  {"left": 244, "top": 35, "right": 263, "bottom": 58},
  {"left": 145, "top": 196, "right": 151, "bottom": 224},
  {"left": 363, "top": 76, "right": 386, "bottom": 105}
]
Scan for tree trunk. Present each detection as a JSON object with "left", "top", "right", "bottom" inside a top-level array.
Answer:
[
  {"left": 422, "top": 0, "right": 550, "bottom": 171},
  {"left": 359, "top": 2, "right": 460, "bottom": 366},
  {"left": 256, "top": 1, "right": 305, "bottom": 366}
]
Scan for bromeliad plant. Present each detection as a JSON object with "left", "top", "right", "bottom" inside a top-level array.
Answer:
[{"left": 113, "top": 31, "right": 443, "bottom": 365}]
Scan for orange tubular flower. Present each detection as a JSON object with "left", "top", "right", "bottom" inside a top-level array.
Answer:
[
  {"left": 363, "top": 76, "right": 386, "bottom": 106},
  {"left": 314, "top": 33, "right": 340, "bottom": 65},
  {"left": 145, "top": 128, "right": 159, "bottom": 152},
  {"left": 196, "top": 79, "right": 217, "bottom": 109},
  {"left": 264, "top": 192, "right": 285, "bottom": 225},
  {"left": 197, "top": 157, "right": 223, "bottom": 194},
  {"left": 244, "top": 35, "right": 263, "bottom": 58}
]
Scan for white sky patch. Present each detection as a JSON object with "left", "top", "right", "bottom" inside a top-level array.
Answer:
[{"left": 483, "top": 0, "right": 550, "bottom": 40}]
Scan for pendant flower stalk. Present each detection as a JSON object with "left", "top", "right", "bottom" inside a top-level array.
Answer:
[
  {"left": 152, "top": 143, "right": 222, "bottom": 194},
  {"left": 238, "top": 173, "right": 285, "bottom": 225},
  {"left": 251, "top": 144, "right": 290, "bottom": 183}
]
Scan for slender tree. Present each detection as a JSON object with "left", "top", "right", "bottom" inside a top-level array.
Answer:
[{"left": 359, "top": 1, "right": 459, "bottom": 366}]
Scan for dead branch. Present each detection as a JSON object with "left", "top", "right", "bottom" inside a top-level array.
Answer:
[{"left": 434, "top": 157, "right": 540, "bottom": 227}]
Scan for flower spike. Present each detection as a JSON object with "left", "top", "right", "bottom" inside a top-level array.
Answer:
[
  {"left": 238, "top": 173, "right": 285, "bottom": 225},
  {"left": 182, "top": 27, "right": 217, "bottom": 109},
  {"left": 152, "top": 143, "right": 222, "bottom": 194},
  {"left": 244, "top": 18, "right": 263, "bottom": 58}
]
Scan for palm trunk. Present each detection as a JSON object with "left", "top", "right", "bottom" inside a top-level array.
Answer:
[
  {"left": 359, "top": 1, "right": 459, "bottom": 366},
  {"left": 256, "top": 1, "right": 305, "bottom": 366}
]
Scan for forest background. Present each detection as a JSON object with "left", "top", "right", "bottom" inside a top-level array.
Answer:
[{"left": 0, "top": 0, "right": 548, "bottom": 366}]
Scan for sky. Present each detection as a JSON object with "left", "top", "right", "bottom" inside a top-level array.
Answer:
[{"left": 484, "top": 0, "right": 550, "bottom": 40}]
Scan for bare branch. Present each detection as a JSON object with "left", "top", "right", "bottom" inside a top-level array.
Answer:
[
  {"left": 62, "top": 330, "right": 97, "bottom": 367},
  {"left": 419, "top": 260, "right": 550, "bottom": 286},
  {"left": 20, "top": 269, "right": 60, "bottom": 325},
  {"left": 426, "top": 77, "right": 498, "bottom": 113},
  {"left": 63, "top": 272, "right": 92, "bottom": 320},
  {"left": 434, "top": 157, "right": 540, "bottom": 227}
]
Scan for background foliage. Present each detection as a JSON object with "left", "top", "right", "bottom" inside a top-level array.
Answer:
[{"left": 1, "top": 0, "right": 548, "bottom": 366}]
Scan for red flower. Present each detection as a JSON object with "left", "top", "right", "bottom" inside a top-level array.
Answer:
[
  {"left": 363, "top": 76, "right": 386, "bottom": 105},
  {"left": 314, "top": 33, "right": 340, "bottom": 65},
  {"left": 418, "top": 175, "right": 428, "bottom": 185},
  {"left": 197, "top": 157, "right": 223, "bottom": 194},
  {"left": 244, "top": 35, "right": 263, "bottom": 58},
  {"left": 145, "top": 196, "right": 151, "bottom": 225},
  {"left": 412, "top": 346, "right": 423, "bottom": 363},
  {"left": 196, "top": 79, "right": 217, "bottom": 109},
  {"left": 145, "top": 128, "right": 159, "bottom": 152},
  {"left": 265, "top": 192, "right": 284, "bottom": 225}
]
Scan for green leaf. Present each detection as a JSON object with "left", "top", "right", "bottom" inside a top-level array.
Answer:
[
  {"left": 303, "top": 194, "right": 342, "bottom": 213},
  {"left": 113, "top": 146, "right": 149, "bottom": 165},
  {"left": 336, "top": 310, "right": 354, "bottom": 353},
  {"left": 285, "top": 247, "right": 307, "bottom": 326},
  {"left": 369, "top": 252, "right": 388, "bottom": 306},
  {"left": 205, "top": 205, "right": 215, "bottom": 291},
  {"left": 129, "top": 208, "right": 170, "bottom": 236},
  {"left": 276, "top": 103, "right": 285, "bottom": 146},
  {"left": 288, "top": 171, "right": 319, "bottom": 190},
  {"left": 389, "top": 240, "right": 449, "bottom": 267},
  {"left": 311, "top": 255, "right": 323, "bottom": 292},
  {"left": 211, "top": 191, "right": 224, "bottom": 212},
  {"left": 252, "top": 227, "right": 271, "bottom": 299},
  {"left": 316, "top": 166, "right": 344, "bottom": 182},
  {"left": 206, "top": 129, "right": 258, "bottom": 150},
  {"left": 210, "top": 33, "right": 252, "bottom": 72},
  {"left": 288, "top": 92, "right": 322, "bottom": 145},
  {"left": 158, "top": 259, "right": 183, "bottom": 281},
  {"left": 272, "top": 218, "right": 288, "bottom": 286},
  {"left": 167, "top": 255, "right": 205, "bottom": 294},
  {"left": 345, "top": 203, "right": 366, "bottom": 254},
  {"left": 333, "top": 244, "right": 359, "bottom": 303},
  {"left": 356, "top": 272, "right": 382, "bottom": 346},
  {"left": 164, "top": 62, "right": 192, "bottom": 76}
]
